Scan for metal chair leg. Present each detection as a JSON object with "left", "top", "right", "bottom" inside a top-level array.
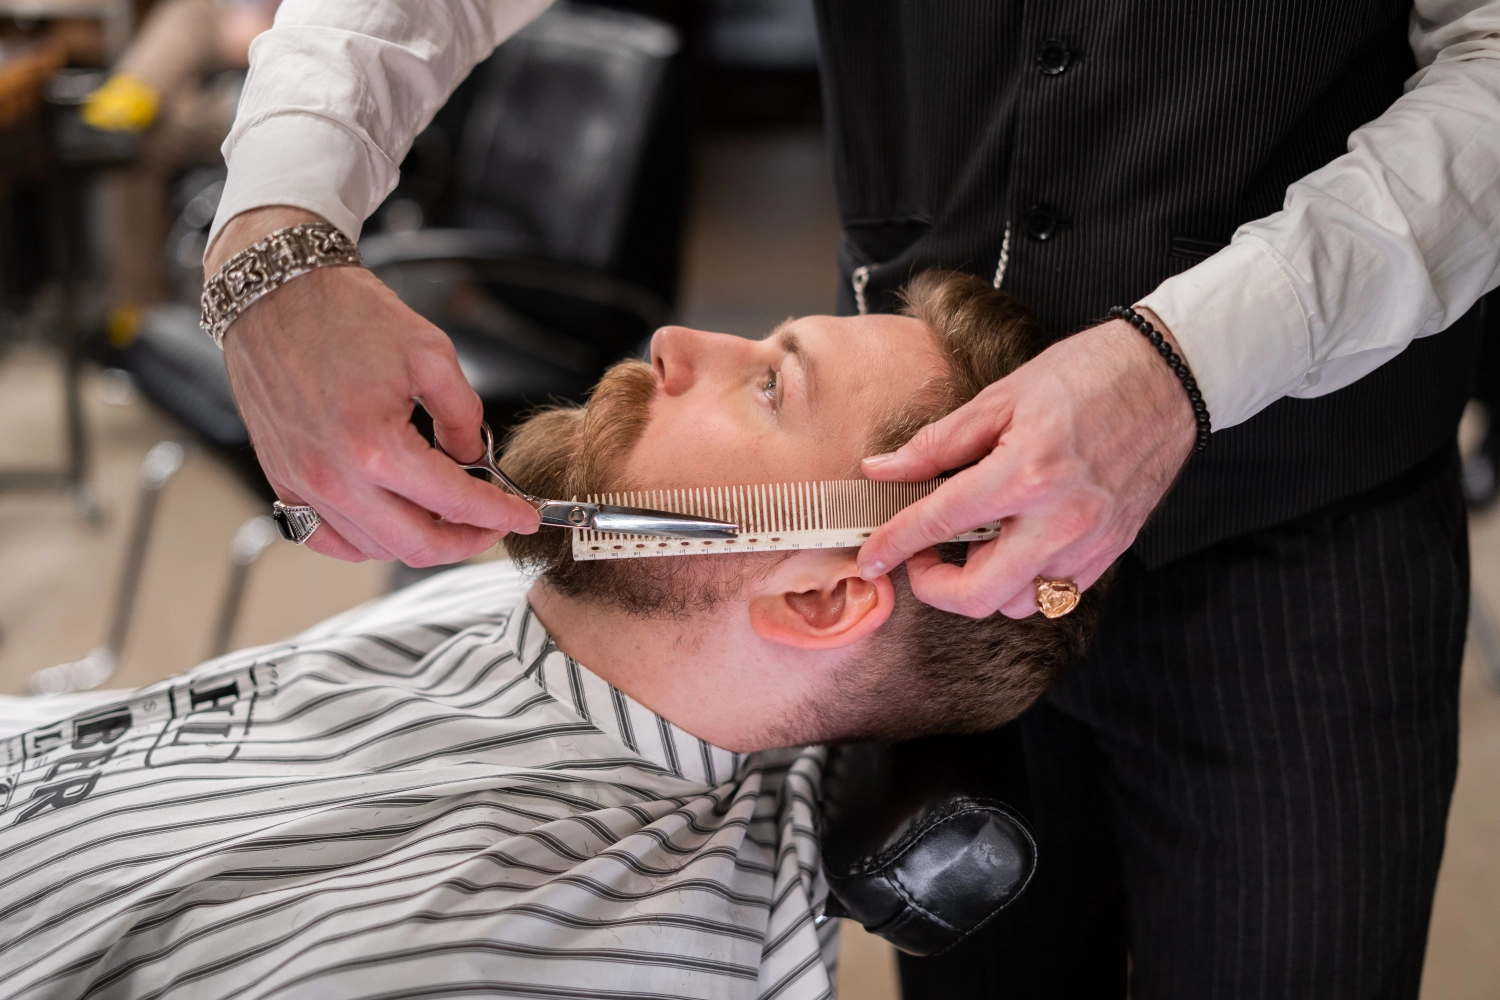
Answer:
[
  {"left": 28, "top": 441, "right": 185, "bottom": 695},
  {"left": 208, "top": 516, "right": 279, "bottom": 659}
]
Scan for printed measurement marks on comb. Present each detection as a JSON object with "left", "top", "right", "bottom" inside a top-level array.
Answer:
[
  {"left": 572, "top": 479, "right": 1001, "bottom": 560},
  {"left": 575, "top": 523, "right": 999, "bottom": 561}
]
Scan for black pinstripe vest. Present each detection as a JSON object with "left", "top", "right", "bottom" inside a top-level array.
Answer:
[{"left": 812, "top": 0, "right": 1482, "bottom": 566}]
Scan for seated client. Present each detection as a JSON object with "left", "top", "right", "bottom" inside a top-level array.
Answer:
[{"left": 0, "top": 271, "right": 1104, "bottom": 1000}]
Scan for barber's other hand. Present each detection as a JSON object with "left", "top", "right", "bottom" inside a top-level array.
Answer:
[
  {"left": 857, "top": 310, "right": 1196, "bottom": 618},
  {"left": 208, "top": 207, "right": 540, "bottom": 565}
]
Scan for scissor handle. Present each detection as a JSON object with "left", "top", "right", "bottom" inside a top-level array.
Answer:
[{"left": 444, "top": 422, "right": 543, "bottom": 508}]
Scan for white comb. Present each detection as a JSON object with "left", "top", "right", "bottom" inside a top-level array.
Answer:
[{"left": 571, "top": 478, "right": 999, "bottom": 561}]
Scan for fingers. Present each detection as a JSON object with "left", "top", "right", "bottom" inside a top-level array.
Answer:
[
  {"left": 903, "top": 515, "right": 1123, "bottom": 620},
  {"left": 269, "top": 485, "right": 370, "bottom": 563},
  {"left": 222, "top": 266, "right": 526, "bottom": 569},
  {"left": 269, "top": 481, "right": 395, "bottom": 562},
  {"left": 861, "top": 387, "right": 1013, "bottom": 482},
  {"left": 856, "top": 388, "right": 1020, "bottom": 575},
  {"left": 404, "top": 339, "right": 541, "bottom": 537},
  {"left": 858, "top": 455, "right": 1026, "bottom": 579},
  {"left": 272, "top": 453, "right": 533, "bottom": 568},
  {"left": 994, "top": 557, "right": 1115, "bottom": 618},
  {"left": 266, "top": 419, "right": 531, "bottom": 566},
  {"left": 411, "top": 345, "right": 486, "bottom": 464},
  {"left": 862, "top": 317, "right": 1202, "bottom": 621},
  {"left": 302, "top": 520, "right": 371, "bottom": 562},
  {"left": 321, "top": 484, "right": 504, "bottom": 567},
  {"left": 901, "top": 526, "right": 1035, "bottom": 618},
  {"left": 273, "top": 463, "right": 507, "bottom": 567},
  {"left": 376, "top": 422, "right": 542, "bottom": 536}
]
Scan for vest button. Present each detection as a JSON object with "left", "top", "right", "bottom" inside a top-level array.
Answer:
[
  {"left": 1035, "top": 40, "right": 1074, "bottom": 75},
  {"left": 1022, "top": 203, "right": 1060, "bottom": 241}
]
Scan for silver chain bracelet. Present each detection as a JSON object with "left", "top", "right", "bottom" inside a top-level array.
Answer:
[{"left": 199, "top": 222, "right": 364, "bottom": 348}]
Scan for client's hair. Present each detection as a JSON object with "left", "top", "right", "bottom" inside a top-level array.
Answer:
[{"left": 504, "top": 269, "right": 1108, "bottom": 742}]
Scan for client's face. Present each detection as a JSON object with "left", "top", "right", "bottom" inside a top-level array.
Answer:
[
  {"left": 627, "top": 314, "right": 946, "bottom": 488},
  {"left": 508, "top": 278, "right": 1092, "bottom": 749}
]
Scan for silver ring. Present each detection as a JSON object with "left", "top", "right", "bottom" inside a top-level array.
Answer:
[{"left": 271, "top": 500, "right": 322, "bottom": 544}]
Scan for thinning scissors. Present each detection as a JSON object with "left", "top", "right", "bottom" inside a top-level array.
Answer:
[{"left": 445, "top": 423, "right": 740, "bottom": 539}]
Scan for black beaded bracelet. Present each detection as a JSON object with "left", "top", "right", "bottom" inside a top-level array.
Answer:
[{"left": 1108, "top": 305, "right": 1211, "bottom": 454}]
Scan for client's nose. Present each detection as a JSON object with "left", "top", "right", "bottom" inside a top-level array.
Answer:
[{"left": 650, "top": 325, "right": 750, "bottom": 397}]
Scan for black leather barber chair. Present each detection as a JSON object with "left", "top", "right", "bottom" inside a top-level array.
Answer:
[
  {"left": 358, "top": 0, "right": 687, "bottom": 427},
  {"left": 125, "top": 303, "right": 247, "bottom": 452},
  {"left": 360, "top": 231, "right": 670, "bottom": 429},
  {"left": 125, "top": 0, "right": 685, "bottom": 478}
]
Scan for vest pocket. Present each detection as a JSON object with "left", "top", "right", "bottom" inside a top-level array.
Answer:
[{"left": 840, "top": 217, "right": 934, "bottom": 313}]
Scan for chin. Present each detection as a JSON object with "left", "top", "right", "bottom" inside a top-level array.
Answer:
[
  {"left": 683, "top": 718, "right": 789, "bottom": 755},
  {"left": 696, "top": 728, "right": 771, "bottom": 755}
]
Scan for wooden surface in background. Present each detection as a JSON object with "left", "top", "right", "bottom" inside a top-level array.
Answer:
[{"left": 0, "top": 37, "right": 64, "bottom": 127}]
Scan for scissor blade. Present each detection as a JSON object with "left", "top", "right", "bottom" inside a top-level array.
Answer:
[{"left": 593, "top": 504, "right": 740, "bottom": 539}]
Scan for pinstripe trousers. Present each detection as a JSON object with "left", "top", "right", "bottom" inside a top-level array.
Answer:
[{"left": 900, "top": 448, "right": 1468, "bottom": 1000}]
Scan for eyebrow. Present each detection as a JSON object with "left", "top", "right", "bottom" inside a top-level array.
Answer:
[{"left": 776, "top": 327, "right": 818, "bottom": 407}]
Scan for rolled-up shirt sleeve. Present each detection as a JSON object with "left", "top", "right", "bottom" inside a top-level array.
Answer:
[
  {"left": 1139, "top": 0, "right": 1500, "bottom": 431},
  {"left": 209, "top": 0, "right": 554, "bottom": 245}
]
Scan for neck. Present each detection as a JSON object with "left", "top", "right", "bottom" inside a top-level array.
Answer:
[{"left": 526, "top": 578, "right": 835, "bottom": 752}]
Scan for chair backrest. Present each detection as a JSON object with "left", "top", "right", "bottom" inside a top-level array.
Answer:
[{"left": 454, "top": 2, "right": 680, "bottom": 272}]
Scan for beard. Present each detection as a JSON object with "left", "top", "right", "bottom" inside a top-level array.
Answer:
[{"left": 500, "top": 359, "right": 779, "bottom": 619}]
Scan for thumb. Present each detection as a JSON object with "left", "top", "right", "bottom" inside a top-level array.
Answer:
[
  {"left": 410, "top": 342, "right": 485, "bottom": 464},
  {"left": 862, "top": 390, "right": 1012, "bottom": 482}
]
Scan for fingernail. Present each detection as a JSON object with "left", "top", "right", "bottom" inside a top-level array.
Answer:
[
  {"left": 858, "top": 560, "right": 886, "bottom": 580},
  {"left": 863, "top": 453, "right": 895, "bottom": 469}
]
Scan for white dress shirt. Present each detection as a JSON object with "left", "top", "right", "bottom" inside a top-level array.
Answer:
[
  {"left": 0, "top": 562, "right": 835, "bottom": 999},
  {"left": 210, "top": 0, "right": 1500, "bottom": 431}
]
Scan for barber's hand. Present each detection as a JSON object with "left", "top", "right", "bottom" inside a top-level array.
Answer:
[
  {"left": 207, "top": 207, "right": 540, "bottom": 565},
  {"left": 857, "top": 310, "right": 1197, "bottom": 618}
]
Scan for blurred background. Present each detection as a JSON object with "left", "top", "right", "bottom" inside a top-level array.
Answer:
[{"left": 0, "top": 2, "right": 1495, "bottom": 996}]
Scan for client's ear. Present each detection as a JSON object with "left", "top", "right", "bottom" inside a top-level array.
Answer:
[{"left": 749, "top": 550, "right": 896, "bottom": 650}]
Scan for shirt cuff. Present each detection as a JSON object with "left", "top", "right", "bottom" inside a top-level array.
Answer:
[
  {"left": 209, "top": 112, "right": 396, "bottom": 248},
  {"left": 1136, "top": 239, "right": 1312, "bottom": 431}
]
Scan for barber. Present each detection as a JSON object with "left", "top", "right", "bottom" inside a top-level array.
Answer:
[{"left": 203, "top": 0, "right": 1499, "bottom": 995}]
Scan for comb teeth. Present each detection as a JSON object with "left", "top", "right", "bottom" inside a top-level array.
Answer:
[{"left": 572, "top": 478, "right": 1001, "bottom": 561}]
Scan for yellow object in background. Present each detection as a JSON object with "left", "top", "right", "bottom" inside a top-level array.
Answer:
[
  {"left": 107, "top": 302, "right": 143, "bottom": 348},
  {"left": 82, "top": 73, "right": 160, "bottom": 133}
]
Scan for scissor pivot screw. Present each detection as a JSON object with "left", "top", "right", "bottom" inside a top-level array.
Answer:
[{"left": 567, "top": 506, "right": 588, "bottom": 525}]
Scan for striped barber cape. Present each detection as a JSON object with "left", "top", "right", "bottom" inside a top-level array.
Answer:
[{"left": 0, "top": 562, "right": 835, "bottom": 1000}]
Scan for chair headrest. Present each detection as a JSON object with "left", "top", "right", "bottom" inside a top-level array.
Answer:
[{"left": 819, "top": 733, "right": 1036, "bottom": 956}]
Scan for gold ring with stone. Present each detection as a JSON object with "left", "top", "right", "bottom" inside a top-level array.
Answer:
[{"left": 1035, "top": 577, "right": 1080, "bottom": 618}]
